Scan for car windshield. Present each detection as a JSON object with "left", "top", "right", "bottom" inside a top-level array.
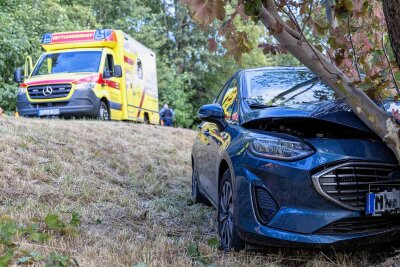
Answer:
[
  {"left": 245, "top": 68, "right": 336, "bottom": 108},
  {"left": 31, "top": 51, "right": 102, "bottom": 76}
]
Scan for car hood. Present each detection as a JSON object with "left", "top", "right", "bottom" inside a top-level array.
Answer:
[
  {"left": 242, "top": 100, "right": 373, "bottom": 133},
  {"left": 23, "top": 73, "right": 99, "bottom": 86}
]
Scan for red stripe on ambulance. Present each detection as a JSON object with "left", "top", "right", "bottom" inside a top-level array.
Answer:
[{"left": 124, "top": 56, "right": 134, "bottom": 65}]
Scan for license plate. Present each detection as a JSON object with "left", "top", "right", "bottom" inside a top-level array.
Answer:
[
  {"left": 38, "top": 109, "right": 60, "bottom": 116},
  {"left": 365, "top": 189, "right": 400, "bottom": 215}
]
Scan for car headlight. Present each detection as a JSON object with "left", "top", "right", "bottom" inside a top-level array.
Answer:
[
  {"left": 18, "top": 87, "right": 27, "bottom": 93},
  {"left": 249, "top": 136, "right": 314, "bottom": 160},
  {"left": 75, "top": 82, "right": 96, "bottom": 90}
]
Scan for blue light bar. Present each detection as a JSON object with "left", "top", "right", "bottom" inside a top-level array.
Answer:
[
  {"left": 42, "top": 33, "right": 52, "bottom": 44},
  {"left": 94, "top": 29, "right": 112, "bottom": 40}
]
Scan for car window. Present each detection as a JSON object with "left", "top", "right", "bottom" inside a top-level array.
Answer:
[
  {"left": 221, "top": 78, "right": 239, "bottom": 122},
  {"left": 104, "top": 54, "right": 114, "bottom": 74},
  {"left": 245, "top": 68, "right": 335, "bottom": 107},
  {"left": 32, "top": 51, "right": 102, "bottom": 76},
  {"left": 137, "top": 59, "right": 143, "bottom": 79},
  {"left": 215, "top": 77, "right": 233, "bottom": 104}
]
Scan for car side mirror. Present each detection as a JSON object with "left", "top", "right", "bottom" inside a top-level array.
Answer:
[
  {"left": 198, "top": 104, "right": 227, "bottom": 130},
  {"left": 103, "top": 70, "right": 112, "bottom": 79},
  {"left": 114, "top": 65, "right": 122, "bottom": 77},
  {"left": 14, "top": 68, "right": 23, "bottom": 83}
]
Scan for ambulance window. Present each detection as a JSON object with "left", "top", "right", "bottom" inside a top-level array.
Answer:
[
  {"left": 137, "top": 59, "right": 143, "bottom": 79},
  {"left": 104, "top": 54, "right": 114, "bottom": 75}
]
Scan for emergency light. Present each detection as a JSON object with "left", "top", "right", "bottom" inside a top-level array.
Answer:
[
  {"left": 94, "top": 29, "right": 112, "bottom": 40},
  {"left": 42, "top": 33, "right": 52, "bottom": 44}
]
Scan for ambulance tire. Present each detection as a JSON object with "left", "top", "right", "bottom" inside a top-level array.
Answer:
[
  {"left": 143, "top": 113, "right": 150, "bottom": 124},
  {"left": 98, "top": 101, "right": 110, "bottom": 121}
]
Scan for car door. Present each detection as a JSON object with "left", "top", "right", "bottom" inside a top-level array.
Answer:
[
  {"left": 102, "top": 51, "right": 122, "bottom": 113},
  {"left": 195, "top": 77, "right": 232, "bottom": 201},
  {"left": 203, "top": 75, "right": 240, "bottom": 203}
]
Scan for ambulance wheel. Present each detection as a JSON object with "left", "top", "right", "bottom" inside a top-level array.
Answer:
[
  {"left": 98, "top": 101, "right": 110, "bottom": 121},
  {"left": 143, "top": 113, "right": 150, "bottom": 124}
]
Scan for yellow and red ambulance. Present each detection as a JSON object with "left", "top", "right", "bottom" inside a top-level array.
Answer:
[{"left": 14, "top": 29, "right": 159, "bottom": 124}]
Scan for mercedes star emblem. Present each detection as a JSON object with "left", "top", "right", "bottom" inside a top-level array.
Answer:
[{"left": 43, "top": 86, "right": 53, "bottom": 96}]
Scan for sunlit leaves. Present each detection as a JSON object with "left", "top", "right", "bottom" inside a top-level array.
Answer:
[
  {"left": 258, "top": 43, "right": 288, "bottom": 55},
  {"left": 222, "top": 31, "right": 253, "bottom": 61},
  {"left": 181, "top": 0, "right": 225, "bottom": 25}
]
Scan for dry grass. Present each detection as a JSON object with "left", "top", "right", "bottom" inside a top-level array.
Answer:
[{"left": 0, "top": 116, "right": 399, "bottom": 266}]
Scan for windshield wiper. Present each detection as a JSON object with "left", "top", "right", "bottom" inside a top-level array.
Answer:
[{"left": 248, "top": 103, "right": 278, "bottom": 109}]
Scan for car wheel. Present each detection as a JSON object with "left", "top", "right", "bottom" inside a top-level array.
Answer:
[
  {"left": 191, "top": 163, "right": 206, "bottom": 204},
  {"left": 218, "top": 169, "right": 245, "bottom": 252},
  {"left": 98, "top": 101, "right": 110, "bottom": 121}
]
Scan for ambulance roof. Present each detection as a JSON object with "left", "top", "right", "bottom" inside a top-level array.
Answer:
[{"left": 41, "top": 29, "right": 119, "bottom": 51}]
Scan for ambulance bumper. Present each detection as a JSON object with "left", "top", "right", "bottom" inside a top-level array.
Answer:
[{"left": 17, "top": 89, "right": 100, "bottom": 118}]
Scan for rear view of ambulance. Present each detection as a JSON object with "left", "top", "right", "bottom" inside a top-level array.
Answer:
[{"left": 15, "top": 29, "right": 159, "bottom": 124}]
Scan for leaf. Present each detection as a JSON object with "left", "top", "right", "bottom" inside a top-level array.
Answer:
[
  {"left": 243, "top": 0, "right": 262, "bottom": 18},
  {"left": 334, "top": 0, "right": 354, "bottom": 18},
  {"left": 0, "top": 216, "right": 17, "bottom": 246},
  {"left": 208, "top": 38, "right": 217, "bottom": 52},
  {"left": 207, "top": 237, "right": 219, "bottom": 248},
  {"left": 258, "top": 43, "right": 287, "bottom": 55},
  {"left": 222, "top": 31, "right": 253, "bottom": 61},
  {"left": 21, "top": 223, "right": 50, "bottom": 243},
  {"left": 0, "top": 250, "right": 14, "bottom": 267},
  {"left": 45, "top": 252, "right": 76, "bottom": 267},
  {"left": 44, "top": 214, "right": 65, "bottom": 230},
  {"left": 182, "top": 0, "right": 225, "bottom": 26},
  {"left": 187, "top": 243, "right": 199, "bottom": 258},
  {"left": 17, "top": 256, "right": 32, "bottom": 264},
  {"left": 394, "top": 72, "right": 400, "bottom": 82},
  {"left": 69, "top": 212, "right": 81, "bottom": 227}
]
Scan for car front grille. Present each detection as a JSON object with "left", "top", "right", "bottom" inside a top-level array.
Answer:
[
  {"left": 312, "top": 162, "right": 400, "bottom": 210},
  {"left": 315, "top": 215, "right": 400, "bottom": 235},
  {"left": 28, "top": 84, "right": 72, "bottom": 99}
]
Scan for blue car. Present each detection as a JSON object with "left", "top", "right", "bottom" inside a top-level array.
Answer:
[{"left": 191, "top": 67, "right": 400, "bottom": 251}]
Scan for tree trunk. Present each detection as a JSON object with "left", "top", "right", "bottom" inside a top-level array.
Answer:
[
  {"left": 259, "top": 0, "right": 400, "bottom": 162},
  {"left": 383, "top": 0, "right": 400, "bottom": 69}
]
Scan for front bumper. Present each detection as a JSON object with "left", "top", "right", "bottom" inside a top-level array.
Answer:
[
  {"left": 232, "top": 138, "right": 400, "bottom": 248},
  {"left": 17, "top": 89, "right": 100, "bottom": 118}
]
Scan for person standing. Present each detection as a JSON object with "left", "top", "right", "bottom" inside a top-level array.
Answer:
[{"left": 159, "top": 103, "right": 174, "bottom": 127}]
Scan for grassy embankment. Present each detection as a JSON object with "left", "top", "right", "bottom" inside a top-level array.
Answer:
[{"left": 0, "top": 117, "right": 398, "bottom": 266}]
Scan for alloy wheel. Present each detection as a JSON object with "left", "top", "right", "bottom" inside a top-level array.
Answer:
[
  {"left": 99, "top": 103, "right": 109, "bottom": 120},
  {"left": 219, "top": 181, "right": 233, "bottom": 250}
]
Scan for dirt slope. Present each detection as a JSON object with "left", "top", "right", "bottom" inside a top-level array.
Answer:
[{"left": 0, "top": 117, "right": 398, "bottom": 266}]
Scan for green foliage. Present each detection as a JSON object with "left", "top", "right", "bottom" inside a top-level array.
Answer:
[
  {"left": 186, "top": 243, "right": 209, "bottom": 265},
  {"left": 0, "top": 213, "right": 80, "bottom": 266},
  {"left": 46, "top": 252, "right": 77, "bottom": 267},
  {"left": 17, "top": 251, "right": 46, "bottom": 265}
]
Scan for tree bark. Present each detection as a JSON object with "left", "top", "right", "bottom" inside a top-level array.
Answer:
[
  {"left": 259, "top": 0, "right": 400, "bottom": 161},
  {"left": 383, "top": 0, "right": 400, "bottom": 69}
]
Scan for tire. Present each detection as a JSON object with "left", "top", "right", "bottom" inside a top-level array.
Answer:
[
  {"left": 97, "top": 101, "right": 110, "bottom": 121},
  {"left": 191, "top": 163, "right": 207, "bottom": 204},
  {"left": 218, "top": 169, "right": 245, "bottom": 252},
  {"left": 143, "top": 113, "right": 150, "bottom": 124}
]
